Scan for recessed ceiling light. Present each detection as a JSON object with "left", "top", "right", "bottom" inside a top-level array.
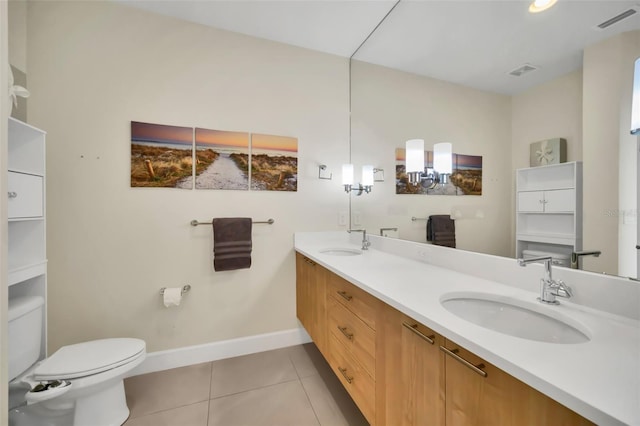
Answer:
[{"left": 529, "top": 0, "right": 558, "bottom": 13}]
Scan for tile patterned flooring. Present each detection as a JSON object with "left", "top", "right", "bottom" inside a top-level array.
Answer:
[{"left": 123, "top": 343, "right": 368, "bottom": 426}]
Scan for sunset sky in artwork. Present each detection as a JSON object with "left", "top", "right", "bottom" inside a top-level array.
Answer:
[
  {"left": 131, "top": 121, "right": 192, "bottom": 145},
  {"left": 195, "top": 128, "right": 249, "bottom": 148},
  {"left": 252, "top": 134, "right": 298, "bottom": 152}
]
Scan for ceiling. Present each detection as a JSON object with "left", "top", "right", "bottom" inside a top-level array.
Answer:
[{"left": 121, "top": 0, "right": 640, "bottom": 95}]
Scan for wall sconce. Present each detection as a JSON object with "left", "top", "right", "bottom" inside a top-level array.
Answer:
[
  {"left": 342, "top": 164, "right": 375, "bottom": 195},
  {"left": 631, "top": 57, "right": 640, "bottom": 135},
  {"left": 405, "top": 139, "right": 453, "bottom": 188},
  {"left": 318, "top": 164, "right": 332, "bottom": 180}
]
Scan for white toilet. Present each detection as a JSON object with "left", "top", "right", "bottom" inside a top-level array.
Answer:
[{"left": 8, "top": 296, "right": 146, "bottom": 426}]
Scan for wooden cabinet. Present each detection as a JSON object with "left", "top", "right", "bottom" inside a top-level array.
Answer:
[
  {"left": 295, "top": 253, "right": 593, "bottom": 426},
  {"left": 442, "top": 340, "right": 593, "bottom": 426},
  {"left": 515, "top": 162, "right": 583, "bottom": 262},
  {"left": 382, "top": 305, "right": 445, "bottom": 426},
  {"left": 7, "top": 118, "right": 47, "bottom": 363},
  {"left": 295, "top": 252, "right": 327, "bottom": 355}
]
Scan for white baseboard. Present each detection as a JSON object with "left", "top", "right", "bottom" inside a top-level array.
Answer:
[{"left": 128, "top": 327, "right": 312, "bottom": 377}]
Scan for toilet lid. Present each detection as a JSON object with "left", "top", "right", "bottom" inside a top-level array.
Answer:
[{"left": 34, "top": 338, "right": 146, "bottom": 380}]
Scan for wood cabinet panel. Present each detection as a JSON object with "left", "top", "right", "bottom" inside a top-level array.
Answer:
[
  {"left": 328, "top": 333, "right": 376, "bottom": 424},
  {"left": 295, "top": 253, "right": 327, "bottom": 355},
  {"left": 327, "top": 272, "right": 378, "bottom": 330},
  {"left": 327, "top": 296, "right": 376, "bottom": 377},
  {"left": 382, "top": 305, "right": 445, "bottom": 426},
  {"left": 443, "top": 340, "right": 593, "bottom": 426}
]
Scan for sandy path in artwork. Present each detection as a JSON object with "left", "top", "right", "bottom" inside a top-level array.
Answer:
[{"left": 194, "top": 153, "right": 248, "bottom": 190}]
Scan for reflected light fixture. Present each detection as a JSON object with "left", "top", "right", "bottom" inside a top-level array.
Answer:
[
  {"left": 529, "top": 0, "right": 557, "bottom": 13},
  {"left": 342, "top": 163, "right": 375, "bottom": 195},
  {"left": 405, "top": 139, "right": 453, "bottom": 188}
]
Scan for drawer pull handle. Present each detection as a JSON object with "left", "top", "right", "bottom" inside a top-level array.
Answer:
[
  {"left": 8, "top": 192, "right": 17, "bottom": 199},
  {"left": 440, "top": 346, "right": 487, "bottom": 378},
  {"left": 402, "top": 322, "right": 435, "bottom": 345},
  {"left": 338, "top": 366, "right": 353, "bottom": 384},
  {"left": 337, "top": 291, "right": 353, "bottom": 301},
  {"left": 337, "top": 326, "right": 354, "bottom": 341}
]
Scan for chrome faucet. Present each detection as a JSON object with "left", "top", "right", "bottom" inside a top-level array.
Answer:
[
  {"left": 517, "top": 255, "right": 573, "bottom": 304},
  {"left": 379, "top": 227, "right": 398, "bottom": 236},
  {"left": 570, "top": 250, "right": 601, "bottom": 269},
  {"left": 348, "top": 229, "right": 371, "bottom": 250}
]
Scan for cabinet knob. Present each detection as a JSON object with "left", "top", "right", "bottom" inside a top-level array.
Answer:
[{"left": 7, "top": 191, "right": 17, "bottom": 199}]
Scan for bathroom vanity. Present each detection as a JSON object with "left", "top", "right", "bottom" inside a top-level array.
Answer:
[{"left": 295, "top": 232, "right": 639, "bottom": 426}]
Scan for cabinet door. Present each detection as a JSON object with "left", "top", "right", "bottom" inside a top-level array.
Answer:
[
  {"left": 383, "top": 306, "right": 445, "bottom": 426},
  {"left": 8, "top": 172, "right": 44, "bottom": 219},
  {"left": 517, "top": 191, "right": 544, "bottom": 212},
  {"left": 443, "top": 340, "right": 593, "bottom": 426},
  {"left": 544, "top": 189, "right": 575, "bottom": 212},
  {"left": 295, "top": 253, "right": 327, "bottom": 354}
]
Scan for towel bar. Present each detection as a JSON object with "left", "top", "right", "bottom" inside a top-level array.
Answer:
[
  {"left": 190, "top": 219, "right": 274, "bottom": 226},
  {"left": 411, "top": 217, "right": 428, "bottom": 221},
  {"left": 160, "top": 285, "right": 191, "bottom": 296}
]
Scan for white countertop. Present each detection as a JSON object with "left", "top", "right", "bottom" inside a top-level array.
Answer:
[{"left": 294, "top": 232, "right": 640, "bottom": 426}]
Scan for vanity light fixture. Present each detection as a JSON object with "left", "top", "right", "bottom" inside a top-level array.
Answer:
[
  {"left": 342, "top": 163, "right": 375, "bottom": 195},
  {"left": 631, "top": 57, "right": 640, "bottom": 135},
  {"left": 405, "top": 139, "right": 453, "bottom": 188},
  {"left": 529, "top": 0, "right": 557, "bottom": 13}
]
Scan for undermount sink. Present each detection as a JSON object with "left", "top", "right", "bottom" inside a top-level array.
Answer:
[
  {"left": 319, "top": 247, "right": 362, "bottom": 256},
  {"left": 441, "top": 292, "right": 590, "bottom": 344}
]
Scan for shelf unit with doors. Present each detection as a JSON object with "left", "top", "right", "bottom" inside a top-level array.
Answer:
[
  {"left": 7, "top": 117, "right": 47, "bottom": 363},
  {"left": 515, "top": 161, "right": 582, "bottom": 264}
]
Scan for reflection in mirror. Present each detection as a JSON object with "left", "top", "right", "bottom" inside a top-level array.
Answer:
[{"left": 349, "top": 1, "right": 640, "bottom": 278}]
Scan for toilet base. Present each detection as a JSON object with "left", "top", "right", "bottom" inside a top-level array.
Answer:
[{"left": 9, "top": 379, "right": 130, "bottom": 426}]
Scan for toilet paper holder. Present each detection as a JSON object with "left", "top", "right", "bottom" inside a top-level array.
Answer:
[{"left": 160, "top": 285, "right": 191, "bottom": 296}]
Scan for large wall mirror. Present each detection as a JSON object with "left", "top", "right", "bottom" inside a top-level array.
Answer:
[{"left": 349, "top": 1, "right": 640, "bottom": 279}]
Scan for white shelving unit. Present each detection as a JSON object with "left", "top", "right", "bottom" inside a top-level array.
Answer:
[
  {"left": 515, "top": 162, "right": 583, "bottom": 263},
  {"left": 7, "top": 117, "right": 47, "bottom": 361}
]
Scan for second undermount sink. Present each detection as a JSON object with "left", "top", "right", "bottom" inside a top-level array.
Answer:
[
  {"left": 441, "top": 292, "right": 590, "bottom": 344},
  {"left": 319, "top": 247, "right": 362, "bottom": 256}
]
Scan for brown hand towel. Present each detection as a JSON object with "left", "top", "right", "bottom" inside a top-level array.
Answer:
[
  {"left": 427, "top": 215, "right": 456, "bottom": 248},
  {"left": 213, "top": 218, "right": 252, "bottom": 271}
]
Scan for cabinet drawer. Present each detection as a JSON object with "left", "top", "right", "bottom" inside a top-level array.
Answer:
[
  {"left": 328, "top": 273, "right": 378, "bottom": 330},
  {"left": 327, "top": 333, "right": 375, "bottom": 424},
  {"left": 8, "top": 172, "right": 43, "bottom": 219},
  {"left": 327, "top": 297, "right": 376, "bottom": 377}
]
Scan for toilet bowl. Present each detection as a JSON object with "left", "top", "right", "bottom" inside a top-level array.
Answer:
[{"left": 8, "top": 296, "right": 146, "bottom": 426}]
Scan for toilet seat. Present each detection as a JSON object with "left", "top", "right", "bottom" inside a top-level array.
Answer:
[{"left": 34, "top": 338, "right": 145, "bottom": 381}]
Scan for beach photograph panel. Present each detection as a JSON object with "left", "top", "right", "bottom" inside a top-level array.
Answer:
[
  {"left": 195, "top": 128, "right": 249, "bottom": 190},
  {"left": 395, "top": 148, "right": 482, "bottom": 195},
  {"left": 250, "top": 133, "right": 298, "bottom": 191},
  {"left": 131, "top": 121, "right": 194, "bottom": 188}
]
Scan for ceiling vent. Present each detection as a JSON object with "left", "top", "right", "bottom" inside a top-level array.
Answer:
[
  {"left": 595, "top": 7, "right": 638, "bottom": 30},
  {"left": 508, "top": 63, "right": 538, "bottom": 77}
]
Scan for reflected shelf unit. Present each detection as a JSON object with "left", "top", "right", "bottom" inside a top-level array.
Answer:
[
  {"left": 8, "top": 117, "right": 47, "bottom": 362},
  {"left": 515, "top": 161, "right": 583, "bottom": 262}
]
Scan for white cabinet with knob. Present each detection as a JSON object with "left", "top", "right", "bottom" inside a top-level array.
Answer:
[
  {"left": 7, "top": 117, "right": 47, "bottom": 362},
  {"left": 515, "top": 162, "right": 582, "bottom": 260}
]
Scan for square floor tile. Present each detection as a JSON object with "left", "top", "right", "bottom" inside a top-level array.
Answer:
[
  {"left": 123, "top": 401, "right": 209, "bottom": 426},
  {"left": 210, "top": 349, "right": 299, "bottom": 398},
  {"left": 208, "top": 380, "right": 319, "bottom": 426},
  {"left": 286, "top": 343, "right": 329, "bottom": 378},
  {"left": 125, "top": 362, "right": 212, "bottom": 418},
  {"left": 301, "top": 373, "right": 368, "bottom": 426}
]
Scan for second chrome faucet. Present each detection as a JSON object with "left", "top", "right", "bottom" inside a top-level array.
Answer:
[
  {"left": 348, "top": 229, "right": 371, "bottom": 250},
  {"left": 517, "top": 255, "right": 572, "bottom": 304}
]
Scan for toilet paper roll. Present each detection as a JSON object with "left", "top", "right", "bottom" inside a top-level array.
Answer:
[{"left": 163, "top": 287, "right": 183, "bottom": 308}]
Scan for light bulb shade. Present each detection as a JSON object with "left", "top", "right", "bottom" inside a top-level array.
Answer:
[
  {"left": 361, "top": 165, "right": 374, "bottom": 186},
  {"left": 632, "top": 57, "right": 640, "bottom": 135},
  {"left": 433, "top": 143, "right": 453, "bottom": 174},
  {"left": 342, "top": 163, "right": 354, "bottom": 185},
  {"left": 405, "top": 139, "right": 425, "bottom": 173}
]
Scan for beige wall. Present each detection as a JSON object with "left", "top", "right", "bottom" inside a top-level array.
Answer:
[
  {"left": 26, "top": 1, "right": 350, "bottom": 353},
  {"left": 8, "top": 0, "right": 26, "bottom": 73},
  {"left": 350, "top": 61, "right": 513, "bottom": 257},
  {"left": 583, "top": 31, "right": 640, "bottom": 275}
]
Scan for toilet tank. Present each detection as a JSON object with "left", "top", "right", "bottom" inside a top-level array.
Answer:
[{"left": 8, "top": 296, "right": 44, "bottom": 381}]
